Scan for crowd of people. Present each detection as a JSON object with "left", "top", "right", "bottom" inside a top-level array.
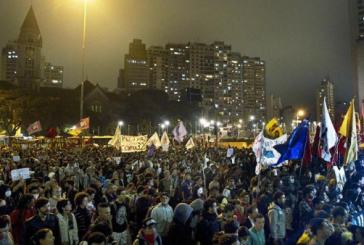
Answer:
[{"left": 0, "top": 141, "right": 363, "bottom": 245}]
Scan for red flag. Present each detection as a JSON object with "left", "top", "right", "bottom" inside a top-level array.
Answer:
[
  {"left": 26, "top": 121, "right": 42, "bottom": 135},
  {"left": 75, "top": 117, "right": 90, "bottom": 130},
  {"left": 311, "top": 125, "right": 320, "bottom": 156},
  {"left": 303, "top": 130, "right": 312, "bottom": 166},
  {"left": 45, "top": 128, "right": 58, "bottom": 138}
]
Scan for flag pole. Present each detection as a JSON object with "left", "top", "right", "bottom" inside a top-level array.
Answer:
[
  {"left": 298, "top": 126, "right": 310, "bottom": 192},
  {"left": 318, "top": 135, "right": 342, "bottom": 197}
]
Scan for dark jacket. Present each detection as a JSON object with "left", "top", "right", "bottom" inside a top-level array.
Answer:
[
  {"left": 168, "top": 203, "right": 193, "bottom": 245},
  {"left": 195, "top": 212, "right": 220, "bottom": 245},
  {"left": 20, "top": 214, "right": 61, "bottom": 245},
  {"left": 73, "top": 206, "right": 91, "bottom": 241}
]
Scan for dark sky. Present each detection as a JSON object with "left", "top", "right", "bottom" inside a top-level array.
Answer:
[{"left": 0, "top": 0, "right": 353, "bottom": 116}]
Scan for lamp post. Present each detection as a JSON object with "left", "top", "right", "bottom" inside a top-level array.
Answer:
[
  {"left": 161, "top": 124, "right": 165, "bottom": 135},
  {"left": 237, "top": 124, "right": 241, "bottom": 139},
  {"left": 80, "top": 0, "right": 88, "bottom": 120},
  {"left": 253, "top": 124, "right": 256, "bottom": 138},
  {"left": 296, "top": 110, "right": 304, "bottom": 127},
  {"left": 118, "top": 121, "right": 123, "bottom": 131},
  {"left": 158, "top": 124, "right": 161, "bottom": 136},
  {"left": 128, "top": 125, "right": 130, "bottom": 135},
  {"left": 164, "top": 121, "right": 169, "bottom": 134},
  {"left": 200, "top": 118, "right": 206, "bottom": 148}
]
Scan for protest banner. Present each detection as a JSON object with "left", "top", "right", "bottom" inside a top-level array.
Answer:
[
  {"left": 11, "top": 168, "right": 30, "bottom": 181},
  {"left": 120, "top": 135, "right": 148, "bottom": 153}
]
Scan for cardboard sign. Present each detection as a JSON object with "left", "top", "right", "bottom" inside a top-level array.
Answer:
[{"left": 11, "top": 168, "right": 30, "bottom": 181}]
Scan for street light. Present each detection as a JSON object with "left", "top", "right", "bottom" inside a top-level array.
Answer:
[
  {"left": 118, "top": 121, "right": 123, "bottom": 131},
  {"left": 297, "top": 110, "right": 304, "bottom": 127},
  {"left": 158, "top": 124, "right": 161, "bottom": 136},
  {"left": 237, "top": 124, "right": 241, "bottom": 138},
  {"left": 253, "top": 124, "right": 256, "bottom": 138},
  {"left": 80, "top": 0, "right": 88, "bottom": 120},
  {"left": 128, "top": 125, "right": 130, "bottom": 135},
  {"left": 161, "top": 124, "right": 165, "bottom": 133},
  {"left": 164, "top": 121, "right": 169, "bottom": 134}
]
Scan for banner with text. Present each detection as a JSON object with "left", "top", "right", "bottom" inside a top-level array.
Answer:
[{"left": 120, "top": 135, "right": 148, "bottom": 153}]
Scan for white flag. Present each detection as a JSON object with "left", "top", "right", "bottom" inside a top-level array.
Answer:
[
  {"left": 261, "top": 134, "right": 287, "bottom": 166},
  {"left": 172, "top": 121, "right": 187, "bottom": 142},
  {"left": 186, "top": 138, "right": 195, "bottom": 150},
  {"left": 108, "top": 125, "right": 121, "bottom": 149},
  {"left": 320, "top": 97, "right": 338, "bottom": 162},
  {"left": 161, "top": 131, "right": 170, "bottom": 152},
  {"left": 147, "top": 132, "right": 162, "bottom": 149},
  {"left": 252, "top": 131, "right": 264, "bottom": 175}
]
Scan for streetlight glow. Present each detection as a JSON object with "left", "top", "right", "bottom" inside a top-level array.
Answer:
[{"left": 118, "top": 121, "right": 123, "bottom": 126}]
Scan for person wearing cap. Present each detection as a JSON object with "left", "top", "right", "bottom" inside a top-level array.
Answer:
[
  {"left": 133, "top": 218, "right": 162, "bottom": 245},
  {"left": 150, "top": 192, "right": 173, "bottom": 243},
  {"left": 20, "top": 197, "right": 61, "bottom": 245}
]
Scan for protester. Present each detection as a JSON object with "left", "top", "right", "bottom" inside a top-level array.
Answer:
[
  {"left": 0, "top": 215, "right": 14, "bottom": 245},
  {"left": 56, "top": 198, "right": 78, "bottom": 245},
  {"left": 20, "top": 197, "right": 61, "bottom": 245},
  {"left": 133, "top": 218, "right": 162, "bottom": 245},
  {"left": 29, "top": 229, "right": 55, "bottom": 245}
]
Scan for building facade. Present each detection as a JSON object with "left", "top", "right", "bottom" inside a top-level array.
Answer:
[
  {"left": 1, "top": 6, "right": 63, "bottom": 89},
  {"left": 42, "top": 62, "right": 64, "bottom": 88},
  {"left": 266, "top": 94, "right": 282, "bottom": 120},
  {"left": 123, "top": 39, "right": 148, "bottom": 91},
  {"left": 117, "top": 39, "right": 266, "bottom": 121},
  {"left": 316, "top": 78, "right": 335, "bottom": 121}
]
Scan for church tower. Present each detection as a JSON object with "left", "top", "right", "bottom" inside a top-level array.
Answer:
[{"left": 15, "top": 6, "right": 43, "bottom": 89}]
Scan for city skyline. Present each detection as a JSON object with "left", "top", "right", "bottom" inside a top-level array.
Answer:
[{"left": 0, "top": 0, "right": 353, "bottom": 115}]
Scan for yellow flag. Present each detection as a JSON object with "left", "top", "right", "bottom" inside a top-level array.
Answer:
[
  {"left": 265, "top": 118, "right": 283, "bottom": 139},
  {"left": 69, "top": 129, "right": 82, "bottom": 136},
  {"left": 340, "top": 99, "right": 358, "bottom": 165}
]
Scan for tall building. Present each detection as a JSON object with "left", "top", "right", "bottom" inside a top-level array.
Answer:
[
  {"left": 123, "top": 39, "right": 148, "bottom": 91},
  {"left": 165, "top": 43, "right": 190, "bottom": 101},
  {"left": 349, "top": 0, "right": 364, "bottom": 114},
  {"left": 335, "top": 101, "right": 350, "bottom": 126},
  {"left": 42, "top": 62, "right": 64, "bottom": 88},
  {"left": 1, "top": 6, "right": 63, "bottom": 89},
  {"left": 316, "top": 78, "right": 335, "bottom": 121},
  {"left": 242, "top": 56, "right": 266, "bottom": 120},
  {"left": 117, "top": 40, "right": 265, "bottom": 121},
  {"left": 147, "top": 46, "right": 169, "bottom": 90},
  {"left": 266, "top": 94, "right": 282, "bottom": 120}
]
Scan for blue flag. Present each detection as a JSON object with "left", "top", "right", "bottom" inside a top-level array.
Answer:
[
  {"left": 273, "top": 119, "right": 309, "bottom": 165},
  {"left": 146, "top": 144, "right": 155, "bottom": 159}
]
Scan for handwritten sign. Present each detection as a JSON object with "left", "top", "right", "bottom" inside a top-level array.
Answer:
[
  {"left": 11, "top": 168, "right": 30, "bottom": 181},
  {"left": 120, "top": 135, "right": 147, "bottom": 153},
  {"left": 13, "top": 156, "right": 20, "bottom": 162}
]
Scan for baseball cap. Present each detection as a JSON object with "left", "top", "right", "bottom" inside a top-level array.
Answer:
[
  {"left": 159, "top": 192, "right": 170, "bottom": 198},
  {"left": 142, "top": 218, "right": 157, "bottom": 228}
]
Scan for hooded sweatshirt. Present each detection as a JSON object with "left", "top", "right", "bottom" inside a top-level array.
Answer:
[
  {"left": 168, "top": 204, "right": 193, "bottom": 245},
  {"left": 189, "top": 198, "right": 204, "bottom": 229},
  {"left": 267, "top": 202, "right": 286, "bottom": 240}
]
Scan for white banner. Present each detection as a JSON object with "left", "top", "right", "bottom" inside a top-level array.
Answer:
[
  {"left": 11, "top": 168, "right": 30, "bottom": 181},
  {"left": 120, "top": 135, "right": 148, "bottom": 153}
]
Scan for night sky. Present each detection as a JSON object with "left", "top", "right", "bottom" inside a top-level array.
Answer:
[{"left": 0, "top": 0, "right": 353, "bottom": 116}]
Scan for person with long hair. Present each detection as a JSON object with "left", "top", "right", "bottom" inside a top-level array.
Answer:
[
  {"left": 29, "top": 229, "right": 55, "bottom": 245},
  {"left": 10, "top": 194, "right": 36, "bottom": 245},
  {"left": 56, "top": 198, "right": 78, "bottom": 245}
]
